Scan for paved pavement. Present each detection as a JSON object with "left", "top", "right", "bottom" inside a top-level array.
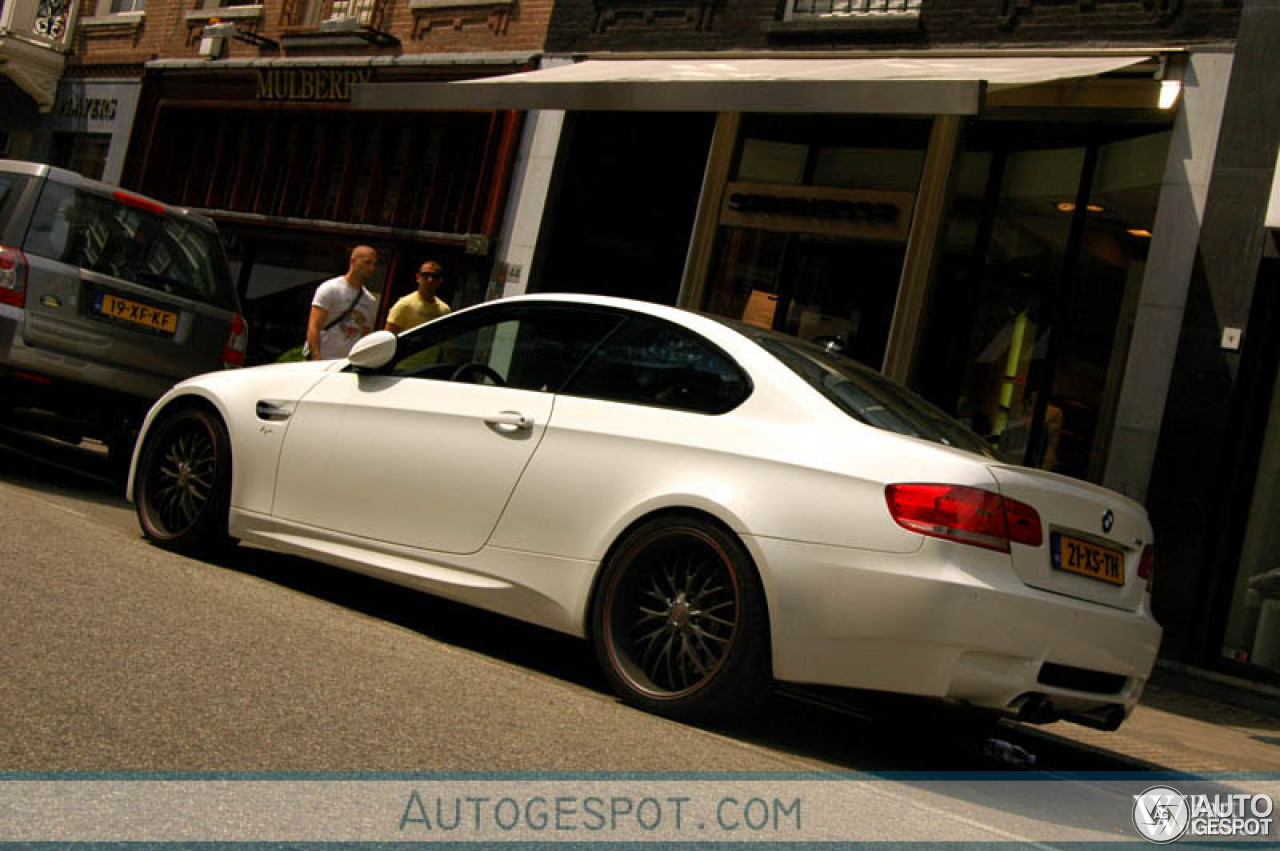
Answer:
[{"left": 1025, "top": 662, "right": 1280, "bottom": 773}]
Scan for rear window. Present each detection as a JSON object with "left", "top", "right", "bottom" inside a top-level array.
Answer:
[
  {"left": 23, "top": 181, "right": 236, "bottom": 310},
  {"left": 728, "top": 321, "right": 998, "bottom": 457}
]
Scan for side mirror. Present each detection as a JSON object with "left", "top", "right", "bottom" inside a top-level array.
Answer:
[{"left": 347, "top": 330, "right": 397, "bottom": 369}]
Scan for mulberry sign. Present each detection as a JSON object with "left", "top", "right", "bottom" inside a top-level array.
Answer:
[
  {"left": 720, "top": 182, "right": 914, "bottom": 242},
  {"left": 256, "top": 68, "right": 374, "bottom": 102}
]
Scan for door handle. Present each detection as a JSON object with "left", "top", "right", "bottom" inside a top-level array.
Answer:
[
  {"left": 256, "top": 400, "right": 292, "bottom": 421},
  {"left": 484, "top": 411, "right": 533, "bottom": 430}
]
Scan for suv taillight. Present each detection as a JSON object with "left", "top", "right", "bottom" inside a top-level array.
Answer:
[
  {"left": 885, "top": 483, "right": 1044, "bottom": 553},
  {"left": 0, "top": 246, "right": 27, "bottom": 307},
  {"left": 221, "top": 312, "right": 248, "bottom": 368},
  {"left": 1138, "top": 544, "right": 1156, "bottom": 591}
]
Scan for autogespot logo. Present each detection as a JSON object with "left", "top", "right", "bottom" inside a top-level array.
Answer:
[
  {"left": 1133, "top": 786, "right": 1275, "bottom": 843},
  {"left": 1133, "top": 786, "right": 1190, "bottom": 843}
]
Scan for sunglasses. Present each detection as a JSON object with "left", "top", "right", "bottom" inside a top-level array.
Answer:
[{"left": 418, "top": 271, "right": 443, "bottom": 279}]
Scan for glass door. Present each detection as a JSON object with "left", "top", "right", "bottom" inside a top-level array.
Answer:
[{"left": 916, "top": 122, "right": 1170, "bottom": 481}]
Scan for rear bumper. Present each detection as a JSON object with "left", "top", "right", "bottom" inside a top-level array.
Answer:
[
  {"left": 748, "top": 535, "right": 1161, "bottom": 725},
  {"left": 0, "top": 303, "right": 171, "bottom": 411}
]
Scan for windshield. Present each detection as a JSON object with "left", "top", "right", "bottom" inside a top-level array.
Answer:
[{"left": 721, "top": 319, "right": 999, "bottom": 458}]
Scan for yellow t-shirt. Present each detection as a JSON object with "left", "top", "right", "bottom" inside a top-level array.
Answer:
[{"left": 388, "top": 292, "right": 450, "bottom": 332}]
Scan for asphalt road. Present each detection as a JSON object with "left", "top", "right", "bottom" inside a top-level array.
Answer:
[{"left": 0, "top": 427, "right": 1145, "bottom": 775}]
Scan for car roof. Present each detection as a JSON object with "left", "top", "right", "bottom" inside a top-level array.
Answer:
[
  {"left": 480, "top": 292, "right": 744, "bottom": 342},
  {"left": 0, "top": 159, "right": 217, "bottom": 231}
]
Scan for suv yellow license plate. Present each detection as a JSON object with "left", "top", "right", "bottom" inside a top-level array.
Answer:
[
  {"left": 1052, "top": 533, "right": 1124, "bottom": 586},
  {"left": 95, "top": 293, "right": 178, "bottom": 334}
]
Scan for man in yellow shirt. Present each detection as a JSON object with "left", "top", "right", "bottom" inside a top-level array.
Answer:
[{"left": 386, "top": 260, "right": 451, "bottom": 333}]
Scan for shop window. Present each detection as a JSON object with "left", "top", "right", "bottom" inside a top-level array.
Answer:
[
  {"left": 139, "top": 109, "right": 492, "bottom": 234},
  {"left": 1221, "top": 258, "right": 1280, "bottom": 675},
  {"left": 914, "top": 122, "right": 1172, "bottom": 482},
  {"left": 701, "top": 114, "right": 929, "bottom": 370},
  {"left": 50, "top": 132, "right": 110, "bottom": 181}
]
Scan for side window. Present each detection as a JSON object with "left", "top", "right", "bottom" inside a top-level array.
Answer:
[
  {"left": 24, "top": 182, "right": 234, "bottom": 308},
  {"left": 562, "top": 316, "right": 750, "bottom": 414},
  {"left": 388, "top": 305, "right": 622, "bottom": 392}
]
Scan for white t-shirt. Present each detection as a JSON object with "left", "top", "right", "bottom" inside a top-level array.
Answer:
[{"left": 311, "top": 276, "right": 378, "bottom": 360}]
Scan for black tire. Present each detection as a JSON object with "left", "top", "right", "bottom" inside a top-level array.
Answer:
[
  {"left": 591, "top": 514, "right": 770, "bottom": 721},
  {"left": 134, "top": 405, "right": 233, "bottom": 554}
]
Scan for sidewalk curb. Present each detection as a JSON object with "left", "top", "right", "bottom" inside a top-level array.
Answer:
[{"left": 1152, "top": 661, "right": 1280, "bottom": 719}]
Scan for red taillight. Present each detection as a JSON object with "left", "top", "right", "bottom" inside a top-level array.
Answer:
[
  {"left": 221, "top": 312, "right": 248, "bottom": 368},
  {"left": 0, "top": 246, "right": 28, "bottom": 307},
  {"left": 1138, "top": 544, "right": 1155, "bottom": 590},
  {"left": 885, "top": 484, "right": 1043, "bottom": 553},
  {"left": 1003, "top": 497, "right": 1044, "bottom": 548},
  {"left": 113, "top": 190, "right": 167, "bottom": 215}
]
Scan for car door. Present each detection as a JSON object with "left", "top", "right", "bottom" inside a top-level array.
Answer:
[{"left": 271, "top": 302, "right": 622, "bottom": 554}]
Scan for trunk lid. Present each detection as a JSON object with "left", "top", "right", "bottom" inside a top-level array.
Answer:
[{"left": 987, "top": 464, "right": 1151, "bottom": 612}]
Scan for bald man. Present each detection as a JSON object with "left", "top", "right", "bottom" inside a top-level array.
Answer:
[{"left": 307, "top": 245, "right": 379, "bottom": 360}]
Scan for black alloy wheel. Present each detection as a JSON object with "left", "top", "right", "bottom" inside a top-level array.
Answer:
[
  {"left": 135, "top": 405, "right": 233, "bottom": 553},
  {"left": 592, "top": 514, "right": 769, "bottom": 720}
]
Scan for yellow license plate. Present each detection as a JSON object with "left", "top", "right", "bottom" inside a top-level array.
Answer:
[
  {"left": 1052, "top": 533, "right": 1125, "bottom": 586},
  {"left": 96, "top": 293, "right": 178, "bottom": 334}
]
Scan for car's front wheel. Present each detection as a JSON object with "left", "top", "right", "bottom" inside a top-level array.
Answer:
[
  {"left": 135, "top": 405, "right": 233, "bottom": 554},
  {"left": 591, "top": 514, "right": 770, "bottom": 721}
]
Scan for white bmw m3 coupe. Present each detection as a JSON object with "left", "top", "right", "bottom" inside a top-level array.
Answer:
[{"left": 128, "top": 294, "right": 1160, "bottom": 728}]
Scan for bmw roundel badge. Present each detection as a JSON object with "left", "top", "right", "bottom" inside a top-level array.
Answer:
[{"left": 1102, "top": 509, "right": 1115, "bottom": 533}]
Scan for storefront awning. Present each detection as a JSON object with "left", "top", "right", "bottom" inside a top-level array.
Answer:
[{"left": 353, "top": 54, "right": 1155, "bottom": 115}]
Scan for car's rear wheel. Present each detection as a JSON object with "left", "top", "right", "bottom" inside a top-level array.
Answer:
[
  {"left": 592, "top": 514, "right": 770, "bottom": 721},
  {"left": 135, "top": 405, "right": 232, "bottom": 554}
]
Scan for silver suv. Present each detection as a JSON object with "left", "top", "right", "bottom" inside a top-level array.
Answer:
[{"left": 0, "top": 160, "right": 246, "bottom": 472}]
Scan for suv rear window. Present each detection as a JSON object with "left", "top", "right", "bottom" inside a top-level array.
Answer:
[{"left": 23, "top": 181, "right": 235, "bottom": 310}]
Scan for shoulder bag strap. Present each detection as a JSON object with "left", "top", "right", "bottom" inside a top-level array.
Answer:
[{"left": 323, "top": 285, "right": 364, "bottom": 331}]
